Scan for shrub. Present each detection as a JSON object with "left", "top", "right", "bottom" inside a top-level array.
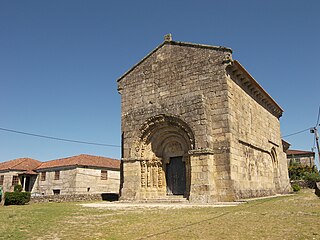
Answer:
[
  {"left": 289, "top": 164, "right": 320, "bottom": 189},
  {"left": 292, "top": 184, "right": 301, "bottom": 192},
  {"left": 14, "top": 184, "right": 23, "bottom": 192},
  {"left": 303, "top": 172, "right": 320, "bottom": 188},
  {"left": 304, "top": 172, "right": 320, "bottom": 182},
  {"left": 288, "top": 164, "right": 315, "bottom": 180},
  {"left": 4, "top": 191, "right": 31, "bottom": 205},
  {"left": 289, "top": 164, "right": 320, "bottom": 181}
]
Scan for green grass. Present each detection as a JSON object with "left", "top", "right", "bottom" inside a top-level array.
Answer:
[{"left": 0, "top": 189, "right": 319, "bottom": 240}]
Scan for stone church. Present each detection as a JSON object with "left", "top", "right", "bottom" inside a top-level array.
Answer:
[{"left": 117, "top": 34, "right": 290, "bottom": 203}]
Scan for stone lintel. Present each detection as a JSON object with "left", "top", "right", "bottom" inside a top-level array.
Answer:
[
  {"left": 188, "top": 148, "right": 215, "bottom": 156},
  {"left": 121, "top": 158, "right": 146, "bottom": 163}
]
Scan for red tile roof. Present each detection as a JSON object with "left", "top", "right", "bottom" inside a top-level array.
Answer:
[
  {"left": 287, "top": 150, "right": 315, "bottom": 156},
  {"left": 0, "top": 158, "right": 42, "bottom": 172},
  {"left": 37, "top": 154, "right": 120, "bottom": 170}
]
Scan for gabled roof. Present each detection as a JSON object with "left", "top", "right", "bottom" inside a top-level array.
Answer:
[
  {"left": 0, "top": 158, "right": 42, "bottom": 172},
  {"left": 117, "top": 35, "right": 232, "bottom": 83},
  {"left": 117, "top": 35, "right": 283, "bottom": 119},
  {"left": 287, "top": 149, "right": 315, "bottom": 156},
  {"left": 37, "top": 154, "right": 120, "bottom": 170}
]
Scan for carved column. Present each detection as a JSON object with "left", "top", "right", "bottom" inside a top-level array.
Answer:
[
  {"left": 157, "top": 160, "right": 163, "bottom": 188},
  {"left": 140, "top": 160, "right": 146, "bottom": 187},
  {"left": 147, "top": 161, "right": 151, "bottom": 187},
  {"left": 152, "top": 160, "right": 158, "bottom": 187}
]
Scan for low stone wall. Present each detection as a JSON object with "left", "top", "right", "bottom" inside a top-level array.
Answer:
[{"left": 30, "top": 193, "right": 119, "bottom": 203}]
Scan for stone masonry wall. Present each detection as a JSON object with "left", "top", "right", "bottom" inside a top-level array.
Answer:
[
  {"left": 119, "top": 41, "right": 235, "bottom": 202},
  {"left": 226, "top": 70, "right": 290, "bottom": 199},
  {"left": 75, "top": 167, "right": 120, "bottom": 194},
  {"left": 35, "top": 168, "right": 77, "bottom": 195},
  {"left": 0, "top": 171, "right": 22, "bottom": 192},
  {"left": 35, "top": 167, "right": 120, "bottom": 195},
  {"left": 119, "top": 43, "right": 231, "bottom": 155}
]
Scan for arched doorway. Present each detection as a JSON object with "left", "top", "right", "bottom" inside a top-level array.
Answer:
[
  {"left": 137, "top": 115, "right": 195, "bottom": 198},
  {"left": 166, "top": 156, "right": 186, "bottom": 195}
]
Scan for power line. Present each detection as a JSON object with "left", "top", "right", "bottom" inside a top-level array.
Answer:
[
  {"left": 282, "top": 107, "right": 320, "bottom": 139},
  {"left": 281, "top": 128, "right": 311, "bottom": 138},
  {"left": 0, "top": 127, "right": 121, "bottom": 148}
]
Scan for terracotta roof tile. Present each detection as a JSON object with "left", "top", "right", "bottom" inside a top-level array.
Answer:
[
  {"left": 37, "top": 154, "right": 120, "bottom": 170},
  {"left": 0, "top": 158, "right": 42, "bottom": 171},
  {"left": 287, "top": 149, "right": 315, "bottom": 156}
]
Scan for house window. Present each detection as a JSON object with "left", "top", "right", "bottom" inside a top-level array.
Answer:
[
  {"left": 12, "top": 176, "right": 19, "bottom": 186},
  {"left": 54, "top": 171, "right": 60, "bottom": 180},
  {"left": 101, "top": 170, "right": 108, "bottom": 180},
  {"left": 0, "top": 175, "right": 4, "bottom": 185},
  {"left": 53, "top": 189, "right": 60, "bottom": 195},
  {"left": 40, "top": 172, "right": 46, "bottom": 181}
]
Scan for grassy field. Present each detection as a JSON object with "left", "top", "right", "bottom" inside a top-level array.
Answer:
[{"left": 0, "top": 189, "right": 319, "bottom": 240}]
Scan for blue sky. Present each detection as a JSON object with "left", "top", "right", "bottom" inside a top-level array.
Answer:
[{"left": 0, "top": 0, "right": 319, "bottom": 164}]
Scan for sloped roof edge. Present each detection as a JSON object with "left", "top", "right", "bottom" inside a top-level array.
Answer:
[
  {"left": 228, "top": 60, "right": 284, "bottom": 118},
  {"left": 36, "top": 154, "right": 120, "bottom": 170},
  {"left": 287, "top": 149, "right": 315, "bottom": 156},
  {"left": 117, "top": 39, "right": 232, "bottom": 83},
  {"left": 0, "top": 158, "right": 42, "bottom": 171}
]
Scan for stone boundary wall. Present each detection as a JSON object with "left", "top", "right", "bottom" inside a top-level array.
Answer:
[{"left": 30, "top": 193, "right": 119, "bottom": 203}]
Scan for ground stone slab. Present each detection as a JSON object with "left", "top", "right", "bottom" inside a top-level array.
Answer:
[{"left": 80, "top": 201, "right": 243, "bottom": 210}]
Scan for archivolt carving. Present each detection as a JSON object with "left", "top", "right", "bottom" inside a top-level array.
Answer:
[{"left": 139, "top": 114, "right": 195, "bottom": 149}]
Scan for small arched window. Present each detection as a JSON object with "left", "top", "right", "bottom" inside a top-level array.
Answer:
[{"left": 271, "top": 147, "right": 278, "bottom": 166}]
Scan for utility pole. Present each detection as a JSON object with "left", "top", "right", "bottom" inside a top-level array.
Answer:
[{"left": 310, "top": 125, "right": 320, "bottom": 169}]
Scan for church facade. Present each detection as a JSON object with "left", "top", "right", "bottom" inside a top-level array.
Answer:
[{"left": 117, "top": 35, "right": 290, "bottom": 203}]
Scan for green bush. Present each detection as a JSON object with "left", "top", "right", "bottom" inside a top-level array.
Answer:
[
  {"left": 292, "top": 184, "right": 301, "bottom": 192},
  {"left": 289, "top": 164, "right": 313, "bottom": 180},
  {"left": 288, "top": 164, "right": 320, "bottom": 189},
  {"left": 304, "top": 172, "right": 320, "bottom": 182},
  {"left": 14, "top": 184, "right": 23, "bottom": 192},
  {"left": 289, "top": 164, "right": 320, "bottom": 180},
  {"left": 4, "top": 191, "right": 31, "bottom": 205}
]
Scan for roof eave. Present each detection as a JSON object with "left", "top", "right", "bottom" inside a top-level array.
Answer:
[{"left": 228, "top": 60, "right": 284, "bottom": 118}]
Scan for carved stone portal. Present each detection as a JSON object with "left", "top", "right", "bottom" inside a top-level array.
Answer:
[
  {"left": 136, "top": 115, "right": 194, "bottom": 195},
  {"left": 140, "top": 158, "right": 163, "bottom": 188}
]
